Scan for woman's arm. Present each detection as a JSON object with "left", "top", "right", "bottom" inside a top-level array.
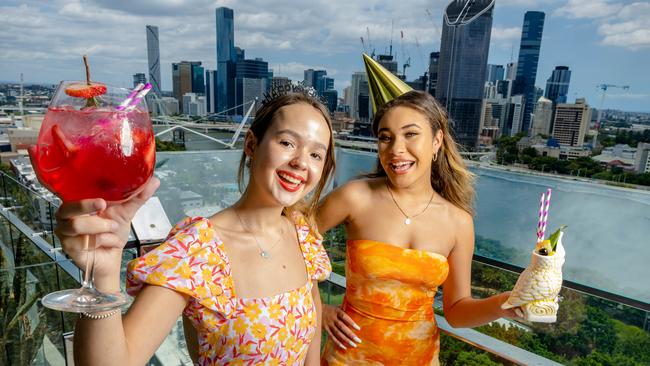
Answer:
[
  {"left": 304, "top": 281, "right": 323, "bottom": 365},
  {"left": 316, "top": 180, "right": 366, "bottom": 233},
  {"left": 74, "top": 286, "right": 188, "bottom": 366},
  {"left": 442, "top": 213, "right": 517, "bottom": 328}
]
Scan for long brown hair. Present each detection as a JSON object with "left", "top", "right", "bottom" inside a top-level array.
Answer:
[
  {"left": 237, "top": 93, "right": 336, "bottom": 226},
  {"left": 370, "top": 91, "right": 475, "bottom": 215}
]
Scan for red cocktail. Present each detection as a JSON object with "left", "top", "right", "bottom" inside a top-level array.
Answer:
[
  {"left": 31, "top": 79, "right": 155, "bottom": 312},
  {"left": 34, "top": 106, "right": 155, "bottom": 202}
]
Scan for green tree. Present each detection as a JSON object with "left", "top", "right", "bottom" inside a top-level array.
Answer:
[
  {"left": 155, "top": 138, "right": 185, "bottom": 151},
  {"left": 0, "top": 237, "right": 48, "bottom": 365}
]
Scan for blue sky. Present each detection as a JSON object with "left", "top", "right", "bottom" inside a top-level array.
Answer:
[{"left": 1, "top": 0, "right": 649, "bottom": 112}]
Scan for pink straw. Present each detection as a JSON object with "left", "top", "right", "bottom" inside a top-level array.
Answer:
[
  {"left": 540, "top": 188, "right": 552, "bottom": 240},
  {"left": 116, "top": 83, "right": 145, "bottom": 111},
  {"left": 125, "top": 83, "right": 152, "bottom": 111},
  {"left": 537, "top": 193, "right": 545, "bottom": 242}
]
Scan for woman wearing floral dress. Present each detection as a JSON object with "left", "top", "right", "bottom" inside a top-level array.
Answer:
[{"left": 55, "top": 92, "right": 335, "bottom": 365}]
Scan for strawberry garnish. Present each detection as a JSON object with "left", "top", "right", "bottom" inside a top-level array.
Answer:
[{"left": 64, "top": 82, "right": 107, "bottom": 98}]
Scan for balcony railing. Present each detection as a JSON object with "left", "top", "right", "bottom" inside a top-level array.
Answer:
[{"left": 2, "top": 146, "right": 649, "bottom": 365}]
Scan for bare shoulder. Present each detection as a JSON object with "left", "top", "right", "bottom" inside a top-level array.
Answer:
[
  {"left": 436, "top": 195, "right": 474, "bottom": 235},
  {"left": 330, "top": 177, "right": 376, "bottom": 203}
]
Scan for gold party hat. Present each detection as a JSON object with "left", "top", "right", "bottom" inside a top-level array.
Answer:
[{"left": 362, "top": 53, "right": 413, "bottom": 113}]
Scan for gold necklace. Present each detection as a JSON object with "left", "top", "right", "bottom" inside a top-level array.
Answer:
[
  {"left": 385, "top": 179, "right": 435, "bottom": 225},
  {"left": 233, "top": 209, "right": 285, "bottom": 259}
]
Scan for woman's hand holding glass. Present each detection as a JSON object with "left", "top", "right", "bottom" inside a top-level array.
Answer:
[{"left": 55, "top": 178, "right": 160, "bottom": 291}]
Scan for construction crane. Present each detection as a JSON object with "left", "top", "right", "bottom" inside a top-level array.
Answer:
[{"left": 593, "top": 83, "right": 630, "bottom": 147}]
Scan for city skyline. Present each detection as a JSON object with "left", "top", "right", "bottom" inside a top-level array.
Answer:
[{"left": 1, "top": 0, "right": 650, "bottom": 112}]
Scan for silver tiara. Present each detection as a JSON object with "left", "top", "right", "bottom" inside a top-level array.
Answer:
[{"left": 262, "top": 81, "right": 326, "bottom": 106}]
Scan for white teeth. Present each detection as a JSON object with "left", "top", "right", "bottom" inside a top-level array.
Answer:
[
  {"left": 279, "top": 172, "right": 302, "bottom": 185},
  {"left": 391, "top": 161, "right": 413, "bottom": 171}
]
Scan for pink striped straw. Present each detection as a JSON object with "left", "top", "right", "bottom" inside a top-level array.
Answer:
[
  {"left": 116, "top": 83, "right": 145, "bottom": 111},
  {"left": 124, "top": 83, "right": 152, "bottom": 111},
  {"left": 537, "top": 193, "right": 545, "bottom": 241},
  {"left": 540, "top": 188, "right": 552, "bottom": 239}
]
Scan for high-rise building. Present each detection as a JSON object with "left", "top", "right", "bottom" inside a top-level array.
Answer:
[
  {"left": 172, "top": 61, "right": 203, "bottom": 114},
  {"left": 634, "top": 143, "right": 650, "bottom": 173},
  {"left": 428, "top": 52, "right": 439, "bottom": 96},
  {"left": 303, "top": 69, "right": 334, "bottom": 96},
  {"left": 552, "top": 98, "right": 591, "bottom": 146},
  {"left": 146, "top": 25, "right": 162, "bottom": 97},
  {"left": 132, "top": 73, "right": 146, "bottom": 88},
  {"left": 349, "top": 72, "right": 367, "bottom": 119},
  {"left": 512, "top": 11, "right": 545, "bottom": 134},
  {"left": 271, "top": 77, "right": 291, "bottom": 90},
  {"left": 530, "top": 96, "right": 553, "bottom": 137},
  {"left": 192, "top": 64, "right": 205, "bottom": 94},
  {"left": 506, "top": 62, "right": 517, "bottom": 80},
  {"left": 377, "top": 54, "right": 399, "bottom": 76},
  {"left": 205, "top": 70, "right": 218, "bottom": 114},
  {"left": 487, "top": 64, "right": 505, "bottom": 83},
  {"left": 506, "top": 94, "right": 525, "bottom": 137},
  {"left": 216, "top": 7, "right": 236, "bottom": 114},
  {"left": 545, "top": 66, "right": 571, "bottom": 105},
  {"left": 236, "top": 58, "right": 269, "bottom": 115},
  {"left": 323, "top": 89, "right": 338, "bottom": 113},
  {"left": 436, "top": 0, "right": 495, "bottom": 148}
]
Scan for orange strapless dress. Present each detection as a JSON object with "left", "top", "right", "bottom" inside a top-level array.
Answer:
[{"left": 322, "top": 240, "right": 449, "bottom": 366}]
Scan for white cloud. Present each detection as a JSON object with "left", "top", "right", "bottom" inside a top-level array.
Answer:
[
  {"left": 554, "top": 0, "right": 623, "bottom": 19},
  {"left": 599, "top": 2, "right": 650, "bottom": 50},
  {"left": 554, "top": 1, "right": 650, "bottom": 50}
]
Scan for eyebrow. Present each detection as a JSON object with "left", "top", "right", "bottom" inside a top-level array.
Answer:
[
  {"left": 378, "top": 123, "right": 423, "bottom": 133},
  {"left": 275, "top": 129, "right": 328, "bottom": 151}
]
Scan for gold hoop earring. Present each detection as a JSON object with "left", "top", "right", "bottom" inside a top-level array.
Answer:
[{"left": 433, "top": 151, "right": 438, "bottom": 162}]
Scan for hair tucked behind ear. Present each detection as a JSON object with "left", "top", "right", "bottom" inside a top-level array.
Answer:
[{"left": 368, "top": 91, "right": 475, "bottom": 215}]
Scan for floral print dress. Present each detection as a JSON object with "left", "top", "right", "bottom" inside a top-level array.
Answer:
[{"left": 127, "top": 213, "right": 331, "bottom": 366}]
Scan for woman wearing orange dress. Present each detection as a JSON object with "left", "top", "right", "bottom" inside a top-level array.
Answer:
[
  {"left": 318, "top": 56, "right": 518, "bottom": 366},
  {"left": 54, "top": 91, "right": 335, "bottom": 365}
]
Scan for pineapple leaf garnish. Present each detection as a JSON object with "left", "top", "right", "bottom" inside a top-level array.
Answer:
[{"left": 548, "top": 225, "right": 567, "bottom": 251}]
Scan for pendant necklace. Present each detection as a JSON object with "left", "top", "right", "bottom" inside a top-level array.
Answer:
[
  {"left": 234, "top": 209, "right": 284, "bottom": 259},
  {"left": 386, "top": 179, "right": 435, "bottom": 225}
]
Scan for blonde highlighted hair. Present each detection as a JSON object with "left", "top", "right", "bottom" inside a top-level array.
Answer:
[{"left": 370, "top": 91, "right": 476, "bottom": 215}]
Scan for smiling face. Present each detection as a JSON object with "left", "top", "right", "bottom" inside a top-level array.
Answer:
[
  {"left": 377, "top": 106, "right": 442, "bottom": 188},
  {"left": 246, "top": 102, "right": 332, "bottom": 207}
]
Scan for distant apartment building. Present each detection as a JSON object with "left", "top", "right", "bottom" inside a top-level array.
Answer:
[
  {"left": 172, "top": 61, "right": 204, "bottom": 114},
  {"left": 545, "top": 66, "right": 571, "bottom": 105},
  {"left": 183, "top": 93, "right": 206, "bottom": 117},
  {"left": 7, "top": 128, "right": 38, "bottom": 152},
  {"left": 634, "top": 142, "right": 650, "bottom": 173},
  {"left": 132, "top": 73, "right": 147, "bottom": 88},
  {"left": 530, "top": 96, "right": 553, "bottom": 137},
  {"left": 236, "top": 58, "right": 269, "bottom": 115},
  {"left": 552, "top": 99, "right": 591, "bottom": 147}
]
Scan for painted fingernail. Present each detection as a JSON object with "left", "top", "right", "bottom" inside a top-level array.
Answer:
[
  {"left": 353, "top": 324, "right": 361, "bottom": 331},
  {"left": 354, "top": 336, "right": 362, "bottom": 343},
  {"left": 347, "top": 340, "right": 357, "bottom": 348},
  {"left": 338, "top": 343, "right": 347, "bottom": 350}
]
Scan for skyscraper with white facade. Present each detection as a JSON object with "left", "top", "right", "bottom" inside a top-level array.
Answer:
[{"left": 146, "top": 25, "right": 162, "bottom": 97}]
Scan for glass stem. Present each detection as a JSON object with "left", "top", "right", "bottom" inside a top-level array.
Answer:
[{"left": 81, "top": 234, "right": 95, "bottom": 290}]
